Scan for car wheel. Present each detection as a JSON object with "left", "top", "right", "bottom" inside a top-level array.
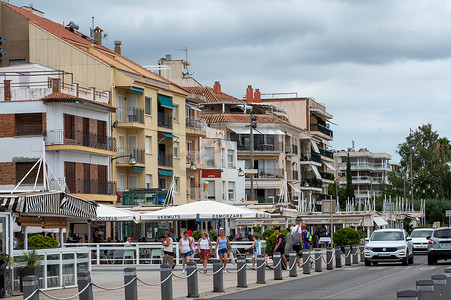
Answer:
[
  {"left": 408, "top": 254, "right": 414, "bottom": 264},
  {"left": 402, "top": 257, "right": 408, "bottom": 266},
  {"left": 428, "top": 255, "right": 435, "bottom": 265},
  {"left": 365, "top": 260, "right": 371, "bottom": 266},
  {"left": 372, "top": 262, "right": 378, "bottom": 266}
]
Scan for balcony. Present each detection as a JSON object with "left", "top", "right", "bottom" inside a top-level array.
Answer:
[
  {"left": 186, "top": 117, "right": 207, "bottom": 135},
  {"left": 319, "top": 171, "right": 334, "bottom": 181},
  {"left": 117, "top": 147, "right": 145, "bottom": 164},
  {"left": 237, "top": 142, "right": 282, "bottom": 152},
  {"left": 301, "top": 152, "right": 322, "bottom": 164},
  {"left": 158, "top": 152, "right": 173, "bottom": 167},
  {"left": 46, "top": 129, "right": 116, "bottom": 152},
  {"left": 187, "top": 188, "right": 202, "bottom": 201},
  {"left": 120, "top": 188, "right": 168, "bottom": 206},
  {"left": 65, "top": 178, "right": 117, "bottom": 195},
  {"left": 158, "top": 113, "right": 173, "bottom": 129},
  {"left": 301, "top": 178, "right": 323, "bottom": 190},
  {"left": 246, "top": 168, "right": 282, "bottom": 179},
  {"left": 118, "top": 106, "right": 144, "bottom": 124},
  {"left": 285, "top": 144, "right": 298, "bottom": 155},
  {"left": 186, "top": 151, "right": 208, "bottom": 168},
  {"left": 319, "top": 147, "right": 334, "bottom": 159},
  {"left": 311, "top": 123, "right": 333, "bottom": 138}
]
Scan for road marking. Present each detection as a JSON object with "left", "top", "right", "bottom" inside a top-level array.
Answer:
[{"left": 321, "top": 264, "right": 423, "bottom": 299}]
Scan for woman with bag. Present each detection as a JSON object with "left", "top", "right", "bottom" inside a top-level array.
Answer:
[
  {"left": 179, "top": 231, "right": 194, "bottom": 273},
  {"left": 216, "top": 228, "right": 232, "bottom": 271},
  {"left": 161, "top": 232, "right": 176, "bottom": 269},
  {"left": 198, "top": 231, "right": 212, "bottom": 273}
]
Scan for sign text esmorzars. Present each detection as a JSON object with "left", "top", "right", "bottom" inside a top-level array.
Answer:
[{"left": 211, "top": 214, "right": 243, "bottom": 219}]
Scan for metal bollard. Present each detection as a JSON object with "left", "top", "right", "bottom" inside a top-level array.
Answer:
[
  {"left": 273, "top": 252, "right": 283, "bottom": 280},
  {"left": 186, "top": 261, "right": 199, "bottom": 298},
  {"left": 335, "top": 247, "right": 342, "bottom": 268},
  {"left": 22, "top": 275, "right": 39, "bottom": 300},
  {"left": 78, "top": 271, "right": 93, "bottom": 300},
  {"left": 302, "top": 250, "right": 310, "bottom": 274},
  {"left": 431, "top": 274, "right": 447, "bottom": 299},
  {"left": 360, "top": 245, "right": 365, "bottom": 262},
  {"left": 124, "top": 267, "right": 138, "bottom": 300},
  {"left": 397, "top": 290, "right": 419, "bottom": 300},
  {"left": 160, "top": 263, "right": 173, "bottom": 300},
  {"left": 416, "top": 280, "right": 434, "bottom": 300},
  {"left": 289, "top": 251, "right": 297, "bottom": 277},
  {"left": 445, "top": 268, "right": 451, "bottom": 296},
  {"left": 352, "top": 245, "right": 359, "bottom": 264},
  {"left": 256, "top": 255, "right": 266, "bottom": 284},
  {"left": 213, "top": 259, "right": 224, "bottom": 292},
  {"left": 237, "top": 258, "right": 247, "bottom": 288},
  {"left": 315, "top": 249, "right": 322, "bottom": 272},
  {"left": 326, "top": 248, "right": 333, "bottom": 270},
  {"left": 345, "top": 245, "right": 351, "bottom": 266}
]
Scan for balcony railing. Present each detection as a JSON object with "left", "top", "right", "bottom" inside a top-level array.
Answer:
[
  {"left": 158, "top": 112, "right": 173, "bottom": 129},
  {"left": 120, "top": 188, "right": 168, "bottom": 206},
  {"left": 319, "top": 147, "right": 334, "bottom": 159},
  {"left": 311, "top": 123, "right": 333, "bottom": 138},
  {"left": 118, "top": 106, "right": 144, "bottom": 124},
  {"left": 46, "top": 129, "right": 116, "bottom": 151},
  {"left": 246, "top": 168, "right": 282, "bottom": 179},
  {"left": 158, "top": 152, "right": 173, "bottom": 167},
  {"left": 65, "top": 178, "right": 117, "bottom": 195},
  {"left": 117, "top": 147, "right": 145, "bottom": 164},
  {"left": 319, "top": 170, "right": 334, "bottom": 180},
  {"left": 302, "top": 178, "right": 323, "bottom": 188},
  {"left": 186, "top": 117, "right": 207, "bottom": 131},
  {"left": 187, "top": 188, "right": 202, "bottom": 201},
  {"left": 301, "top": 152, "right": 322, "bottom": 163},
  {"left": 237, "top": 142, "right": 282, "bottom": 152},
  {"left": 285, "top": 144, "right": 298, "bottom": 155}
]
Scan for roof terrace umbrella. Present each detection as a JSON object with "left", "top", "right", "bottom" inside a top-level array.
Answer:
[{"left": 140, "top": 200, "right": 270, "bottom": 221}]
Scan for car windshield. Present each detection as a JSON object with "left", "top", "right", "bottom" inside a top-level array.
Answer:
[
  {"left": 434, "top": 229, "right": 451, "bottom": 238},
  {"left": 371, "top": 231, "right": 404, "bottom": 241},
  {"left": 411, "top": 230, "right": 432, "bottom": 238}
]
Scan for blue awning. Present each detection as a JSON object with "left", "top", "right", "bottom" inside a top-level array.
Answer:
[
  {"left": 186, "top": 102, "right": 201, "bottom": 112},
  {"left": 159, "top": 131, "right": 179, "bottom": 139},
  {"left": 158, "top": 169, "right": 173, "bottom": 176},
  {"left": 158, "top": 94, "right": 175, "bottom": 109},
  {"left": 131, "top": 87, "right": 144, "bottom": 95}
]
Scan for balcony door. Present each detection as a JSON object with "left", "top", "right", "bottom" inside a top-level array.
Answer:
[
  {"left": 128, "top": 135, "right": 137, "bottom": 162},
  {"left": 118, "top": 135, "right": 125, "bottom": 163},
  {"left": 126, "top": 94, "right": 138, "bottom": 122},
  {"left": 118, "top": 94, "right": 125, "bottom": 122},
  {"left": 128, "top": 174, "right": 138, "bottom": 189}
]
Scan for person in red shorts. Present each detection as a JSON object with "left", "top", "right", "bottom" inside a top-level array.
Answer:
[{"left": 198, "top": 231, "right": 212, "bottom": 273}]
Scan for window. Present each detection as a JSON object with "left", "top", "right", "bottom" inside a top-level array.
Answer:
[
  {"left": 173, "top": 141, "right": 179, "bottom": 158},
  {"left": 228, "top": 182, "right": 235, "bottom": 201},
  {"left": 145, "top": 97, "right": 151, "bottom": 115},
  {"left": 222, "top": 181, "right": 227, "bottom": 200},
  {"left": 64, "top": 162, "right": 75, "bottom": 192},
  {"left": 174, "top": 177, "right": 179, "bottom": 193},
  {"left": 206, "top": 182, "right": 215, "bottom": 199},
  {"left": 173, "top": 105, "right": 178, "bottom": 122},
  {"left": 118, "top": 173, "right": 126, "bottom": 191},
  {"left": 15, "top": 161, "right": 43, "bottom": 184},
  {"left": 227, "top": 150, "right": 234, "bottom": 168},
  {"left": 145, "top": 136, "right": 151, "bottom": 154},
  {"left": 128, "top": 174, "right": 138, "bottom": 189},
  {"left": 64, "top": 114, "right": 75, "bottom": 139},
  {"left": 222, "top": 148, "right": 226, "bottom": 168},
  {"left": 205, "top": 147, "right": 214, "bottom": 166},
  {"left": 15, "top": 113, "right": 43, "bottom": 136},
  {"left": 146, "top": 174, "right": 152, "bottom": 189}
]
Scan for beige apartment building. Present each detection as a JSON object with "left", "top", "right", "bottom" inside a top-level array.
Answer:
[{"left": 335, "top": 148, "right": 392, "bottom": 201}]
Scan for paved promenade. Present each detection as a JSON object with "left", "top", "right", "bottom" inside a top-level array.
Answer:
[{"left": 12, "top": 257, "right": 362, "bottom": 300}]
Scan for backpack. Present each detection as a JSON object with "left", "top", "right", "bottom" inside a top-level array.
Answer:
[
  {"left": 292, "top": 226, "right": 303, "bottom": 246},
  {"left": 303, "top": 230, "right": 312, "bottom": 248}
]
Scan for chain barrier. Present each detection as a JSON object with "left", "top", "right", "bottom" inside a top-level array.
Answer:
[
  {"left": 224, "top": 263, "right": 247, "bottom": 274},
  {"left": 265, "top": 258, "right": 282, "bottom": 270},
  {"left": 136, "top": 273, "right": 172, "bottom": 286},
  {"left": 23, "top": 289, "right": 38, "bottom": 300},
  {"left": 343, "top": 250, "right": 352, "bottom": 258},
  {"left": 197, "top": 266, "right": 224, "bottom": 276},
  {"left": 91, "top": 277, "right": 137, "bottom": 291},
  {"left": 285, "top": 260, "right": 297, "bottom": 271},
  {"left": 38, "top": 283, "right": 92, "bottom": 300},
  {"left": 322, "top": 251, "right": 335, "bottom": 265},
  {"left": 172, "top": 268, "right": 201, "bottom": 279},
  {"left": 312, "top": 254, "right": 322, "bottom": 261}
]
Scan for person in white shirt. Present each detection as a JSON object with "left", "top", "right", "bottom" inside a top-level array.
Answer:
[
  {"left": 198, "top": 231, "right": 212, "bottom": 273},
  {"left": 125, "top": 236, "right": 133, "bottom": 247},
  {"left": 161, "top": 232, "right": 176, "bottom": 269}
]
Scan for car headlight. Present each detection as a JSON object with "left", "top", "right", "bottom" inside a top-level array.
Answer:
[
  {"left": 365, "top": 247, "right": 372, "bottom": 251},
  {"left": 397, "top": 246, "right": 406, "bottom": 250}
]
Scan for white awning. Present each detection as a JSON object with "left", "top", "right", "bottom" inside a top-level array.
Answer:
[
  {"left": 259, "top": 128, "right": 285, "bottom": 135},
  {"left": 373, "top": 216, "right": 388, "bottom": 227},
  {"left": 95, "top": 204, "right": 136, "bottom": 222},
  {"left": 227, "top": 126, "right": 250, "bottom": 134},
  {"left": 186, "top": 102, "right": 201, "bottom": 111},
  {"left": 227, "top": 126, "right": 285, "bottom": 135},
  {"left": 311, "top": 140, "right": 320, "bottom": 153},
  {"left": 288, "top": 182, "right": 301, "bottom": 193},
  {"left": 311, "top": 165, "right": 321, "bottom": 179},
  {"left": 323, "top": 161, "right": 336, "bottom": 171},
  {"left": 245, "top": 180, "right": 281, "bottom": 189}
]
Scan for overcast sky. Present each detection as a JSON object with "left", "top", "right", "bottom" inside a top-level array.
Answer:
[{"left": 10, "top": 0, "right": 451, "bottom": 162}]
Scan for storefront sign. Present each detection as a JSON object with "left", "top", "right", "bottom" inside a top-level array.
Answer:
[{"left": 202, "top": 169, "right": 221, "bottom": 178}]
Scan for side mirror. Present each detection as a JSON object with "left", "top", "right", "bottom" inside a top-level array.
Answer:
[
  {"left": 426, "top": 236, "right": 431, "bottom": 240},
  {"left": 406, "top": 237, "right": 412, "bottom": 241},
  {"left": 365, "top": 238, "right": 369, "bottom": 242}
]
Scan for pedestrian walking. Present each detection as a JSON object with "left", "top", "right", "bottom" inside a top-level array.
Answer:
[
  {"left": 245, "top": 234, "right": 260, "bottom": 268},
  {"left": 179, "top": 231, "right": 195, "bottom": 273},
  {"left": 216, "top": 228, "right": 232, "bottom": 270},
  {"left": 273, "top": 227, "right": 288, "bottom": 269},
  {"left": 198, "top": 231, "right": 212, "bottom": 273},
  {"left": 301, "top": 224, "right": 314, "bottom": 268},
  {"left": 291, "top": 216, "right": 303, "bottom": 270},
  {"left": 161, "top": 232, "right": 176, "bottom": 269},
  {"left": 285, "top": 226, "right": 292, "bottom": 267}
]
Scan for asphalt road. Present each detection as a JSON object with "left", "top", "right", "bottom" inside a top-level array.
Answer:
[{"left": 211, "top": 255, "right": 451, "bottom": 300}]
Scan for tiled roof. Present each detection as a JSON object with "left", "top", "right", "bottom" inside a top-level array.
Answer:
[
  {"left": 200, "top": 113, "right": 308, "bottom": 133},
  {"left": 185, "top": 86, "right": 243, "bottom": 103},
  {"left": 42, "top": 92, "right": 115, "bottom": 110}
]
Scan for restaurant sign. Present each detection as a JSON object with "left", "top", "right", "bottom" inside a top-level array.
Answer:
[{"left": 202, "top": 169, "right": 222, "bottom": 178}]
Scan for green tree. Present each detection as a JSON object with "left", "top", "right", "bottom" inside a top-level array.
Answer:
[
  {"left": 435, "top": 137, "right": 451, "bottom": 199},
  {"left": 328, "top": 180, "right": 346, "bottom": 207},
  {"left": 345, "top": 154, "right": 355, "bottom": 200}
]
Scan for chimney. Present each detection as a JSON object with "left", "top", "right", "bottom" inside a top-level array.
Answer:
[
  {"left": 114, "top": 41, "right": 122, "bottom": 55},
  {"left": 246, "top": 85, "right": 254, "bottom": 102},
  {"left": 52, "top": 78, "right": 61, "bottom": 93},
  {"left": 93, "top": 26, "right": 103, "bottom": 45},
  {"left": 213, "top": 81, "right": 221, "bottom": 94},
  {"left": 254, "top": 89, "right": 261, "bottom": 103},
  {"left": 3, "top": 80, "right": 11, "bottom": 101}
]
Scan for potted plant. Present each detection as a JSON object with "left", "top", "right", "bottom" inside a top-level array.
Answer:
[{"left": 15, "top": 249, "right": 43, "bottom": 292}]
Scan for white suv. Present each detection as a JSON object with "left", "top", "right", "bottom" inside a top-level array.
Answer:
[{"left": 364, "top": 229, "right": 414, "bottom": 266}]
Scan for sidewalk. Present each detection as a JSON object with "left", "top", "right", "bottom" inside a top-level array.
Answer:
[{"left": 12, "top": 258, "right": 362, "bottom": 300}]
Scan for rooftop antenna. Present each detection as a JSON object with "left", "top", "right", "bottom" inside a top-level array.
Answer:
[
  {"left": 90, "top": 17, "right": 95, "bottom": 38},
  {"left": 179, "top": 47, "right": 193, "bottom": 77},
  {"left": 352, "top": 140, "right": 355, "bottom": 151}
]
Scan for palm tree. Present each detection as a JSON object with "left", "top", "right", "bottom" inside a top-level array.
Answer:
[{"left": 435, "top": 137, "right": 451, "bottom": 199}]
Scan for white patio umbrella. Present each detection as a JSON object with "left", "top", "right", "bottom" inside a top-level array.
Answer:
[
  {"left": 95, "top": 204, "right": 136, "bottom": 222},
  {"left": 140, "top": 200, "right": 270, "bottom": 221}
]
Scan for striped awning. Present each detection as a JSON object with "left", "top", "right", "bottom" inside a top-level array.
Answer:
[{"left": 0, "top": 192, "right": 97, "bottom": 219}]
